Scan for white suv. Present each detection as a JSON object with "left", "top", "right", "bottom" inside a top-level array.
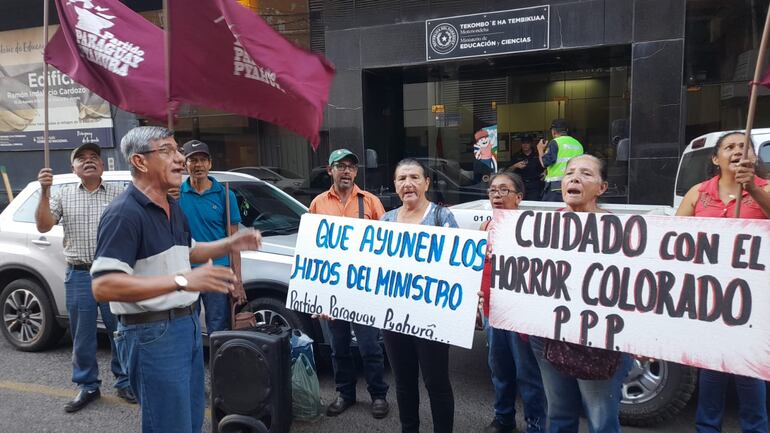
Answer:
[{"left": 0, "top": 170, "right": 315, "bottom": 351}]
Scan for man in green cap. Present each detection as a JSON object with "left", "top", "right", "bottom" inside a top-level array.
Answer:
[
  {"left": 309, "top": 148, "right": 390, "bottom": 419},
  {"left": 35, "top": 141, "right": 135, "bottom": 412}
]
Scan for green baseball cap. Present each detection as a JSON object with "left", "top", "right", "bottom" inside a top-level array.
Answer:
[{"left": 328, "top": 148, "right": 359, "bottom": 165}]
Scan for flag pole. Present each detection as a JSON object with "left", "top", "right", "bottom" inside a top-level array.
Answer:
[
  {"left": 163, "top": 0, "right": 174, "bottom": 130},
  {"left": 735, "top": 5, "right": 770, "bottom": 217},
  {"left": 43, "top": 0, "right": 50, "bottom": 168}
]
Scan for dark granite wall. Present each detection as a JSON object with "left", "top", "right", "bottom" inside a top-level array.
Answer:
[{"left": 322, "top": 0, "right": 687, "bottom": 205}]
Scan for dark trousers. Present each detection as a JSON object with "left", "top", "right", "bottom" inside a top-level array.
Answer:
[
  {"left": 383, "top": 331, "right": 454, "bottom": 433},
  {"left": 541, "top": 181, "right": 563, "bottom": 202},
  {"left": 541, "top": 190, "right": 563, "bottom": 202},
  {"left": 523, "top": 182, "right": 544, "bottom": 202},
  {"left": 696, "top": 369, "right": 767, "bottom": 433},
  {"left": 328, "top": 320, "right": 388, "bottom": 401},
  {"left": 199, "top": 292, "right": 230, "bottom": 333}
]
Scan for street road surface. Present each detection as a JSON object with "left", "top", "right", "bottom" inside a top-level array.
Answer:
[{"left": 0, "top": 331, "right": 744, "bottom": 433}]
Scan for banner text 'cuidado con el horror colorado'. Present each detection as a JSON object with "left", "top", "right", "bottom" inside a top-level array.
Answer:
[
  {"left": 490, "top": 209, "right": 770, "bottom": 380},
  {"left": 287, "top": 213, "right": 487, "bottom": 348}
]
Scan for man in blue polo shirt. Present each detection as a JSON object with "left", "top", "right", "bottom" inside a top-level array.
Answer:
[
  {"left": 179, "top": 140, "right": 244, "bottom": 333},
  {"left": 91, "top": 126, "right": 262, "bottom": 433}
]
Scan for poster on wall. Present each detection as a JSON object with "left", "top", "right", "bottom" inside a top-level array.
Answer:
[
  {"left": 426, "top": 5, "right": 549, "bottom": 61},
  {"left": 489, "top": 209, "right": 770, "bottom": 380},
  {"left": 0, "top": 26, "right": 113, "bottom": 151}
]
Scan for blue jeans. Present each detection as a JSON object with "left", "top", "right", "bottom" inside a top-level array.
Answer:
[
  {"left": 696, "top": 369, "right": 768, "bottom": 433},
  {"left": 65, "top": 267, "right": 128, "bottom": 391},
  {"left": 530, "top": 337, "right": 632, "bottom": 433},
  {"left": 329, "top": 319, "right": 388, "bottom": 401},
  {"left": 199, "top": 292, "right": 230, "bottom": 333},
  {"left": 114, "top": 311, "right": 204, "bottom": 433},
  {"left": 487, "top": 327, "right": 546, "bottom": 432}
]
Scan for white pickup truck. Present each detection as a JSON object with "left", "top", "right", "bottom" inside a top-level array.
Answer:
[{"left": 449, "top": 128, "right": 770, "bottom": 427}]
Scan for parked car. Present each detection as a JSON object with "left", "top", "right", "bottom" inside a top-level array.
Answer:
[
  {"left": 0, "top": 170, "right": 317, "bottom": 352},
  {"left": 427, "top": 162, "right": 489, "bottom": 205},
  {"left": 413, "top": 157, "right": 474, "bottom": 184},
  {"left": 229, "top": 166, "right": 304, "bottom": 193},
  {"left": 0, "top": 193, "right": 16, "bottom": 214}
]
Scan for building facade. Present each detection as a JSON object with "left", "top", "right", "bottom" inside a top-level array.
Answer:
[{"left": 0, "top": 0, "right": 768, "bottom": 208}]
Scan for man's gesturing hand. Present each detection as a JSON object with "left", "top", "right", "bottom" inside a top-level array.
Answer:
[
  {"left": 228, "top": 228, "right": 263, "bottom": 252},
  {"left": 183, "top": 260, "right": 236, "bottom": 294}
]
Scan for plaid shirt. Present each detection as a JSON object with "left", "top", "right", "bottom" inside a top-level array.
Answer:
[{"left": 50, "top": 180, "right": 124, "bottom": 265}]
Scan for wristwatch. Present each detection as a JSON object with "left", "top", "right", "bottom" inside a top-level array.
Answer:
[{"left": 174, "top": 274, "right": 189, "bottom": 291}]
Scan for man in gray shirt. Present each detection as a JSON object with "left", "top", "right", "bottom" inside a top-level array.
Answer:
[{"left": 35, "top": 142, "right": 135, "bottom": 412}]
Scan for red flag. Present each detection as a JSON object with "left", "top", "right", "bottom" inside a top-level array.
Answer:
[
  {"left": 168, "top": 0, "right": 335, "bottom": 148},
  {"left": 44, "top": 0, "right": 170, "bottom": 121}
]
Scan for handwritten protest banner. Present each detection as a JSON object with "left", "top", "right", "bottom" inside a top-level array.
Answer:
[
  {"left": 287, "top": 213, "right": 487, "bottom": 348},
  {"left": 490, "top": 210, "right": 770, "bottom": 380}
]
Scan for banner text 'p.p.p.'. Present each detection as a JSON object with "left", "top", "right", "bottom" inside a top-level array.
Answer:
[
  {"left": 489, "top": 209, "right": 770, "bottom": 380},
  {"left": 287, "top": 213, "right": 487, "bottom": 348}
]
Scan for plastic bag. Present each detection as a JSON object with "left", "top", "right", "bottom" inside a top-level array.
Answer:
[
  {"left": 291, "top": 353, "right": 323, "bottom": 421},
  {"left": 290, "top": 329, "right": 316, "bottom": 370}
]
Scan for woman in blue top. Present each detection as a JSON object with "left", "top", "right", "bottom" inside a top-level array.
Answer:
[{"left": 380, "top": 158, "right": 459, "bottom": 433}]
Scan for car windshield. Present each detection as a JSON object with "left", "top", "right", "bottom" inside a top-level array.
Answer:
[
  {"left": 230, "top": 181, "right": 306, "bottom": 234},
  {"left": 430, "top": 163, "right": 476, "bottom": 187},
  {"left": 235, "top": 168, "right": 273, "bottom": 179},
  {"left": 675, "top": 148, "right": 713, "bottom": 197},
  {"left": 676, "top": 141, "right": 770, "bottom": 197},
  {"left": 271, "top": 168, "right": 302, "bottom": 179}
]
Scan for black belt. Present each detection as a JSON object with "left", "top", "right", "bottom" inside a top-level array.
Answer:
[
  {"left": 119, "top": 305, "right": 196, "bottom": 326},
  {"left": 69, "top": 263, "right": 92, "bottom": 271}
]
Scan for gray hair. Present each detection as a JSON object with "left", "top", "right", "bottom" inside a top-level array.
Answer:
[
  {"left": 120, "top": 126, "right": 174, "bottom": 175},
  {"left": 566, "top": 154, "right": 607, "bottom": 182}
]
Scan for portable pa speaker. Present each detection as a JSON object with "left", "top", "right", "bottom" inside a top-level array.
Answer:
[{"left": 210, "top": 325, "right": 292, "bottom": 433}]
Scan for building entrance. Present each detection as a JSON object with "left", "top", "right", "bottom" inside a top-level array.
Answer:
[{"left": 363, "top": 45, "right": 632, "bottom": 206}]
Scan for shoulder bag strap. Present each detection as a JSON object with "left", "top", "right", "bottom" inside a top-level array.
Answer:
[{"left": 357, "top": 194, "right": 364, "bottom": 219}]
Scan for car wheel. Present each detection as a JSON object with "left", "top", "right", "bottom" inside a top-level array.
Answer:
[
  {"left": 0, "top": 278, "right": 65, "bottom": 352},
  {"left": 619, "top": 359, "right": 697, "bottom": 426},
  {"left": 240, "top": 296, "right": 313, "bottom": 336}
]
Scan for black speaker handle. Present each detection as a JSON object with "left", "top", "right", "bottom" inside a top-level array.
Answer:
[{"left": 218, "top": 414, "right": 269, "bottom": 433}]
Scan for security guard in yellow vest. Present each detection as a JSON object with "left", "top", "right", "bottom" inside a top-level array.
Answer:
[{"left": 537, "top": 119, "right": 584, "bottom": 201}]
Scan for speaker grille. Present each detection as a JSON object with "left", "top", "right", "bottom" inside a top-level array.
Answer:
[{"left": 212, "top": 340, "right": 272, "bottom": 415}]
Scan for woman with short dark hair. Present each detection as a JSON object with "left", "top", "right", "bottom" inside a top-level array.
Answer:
[{"left": 380, "top": 158, "right": 459, "bottom": 433}]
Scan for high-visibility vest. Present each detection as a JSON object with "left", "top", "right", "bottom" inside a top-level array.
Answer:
[{"left": 544, "top": 135, "right": 584, "bottom": 185}]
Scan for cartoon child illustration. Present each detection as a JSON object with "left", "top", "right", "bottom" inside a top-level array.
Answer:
[{"left": 473, "top": 127, "right": 498, "bottom": 173}]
